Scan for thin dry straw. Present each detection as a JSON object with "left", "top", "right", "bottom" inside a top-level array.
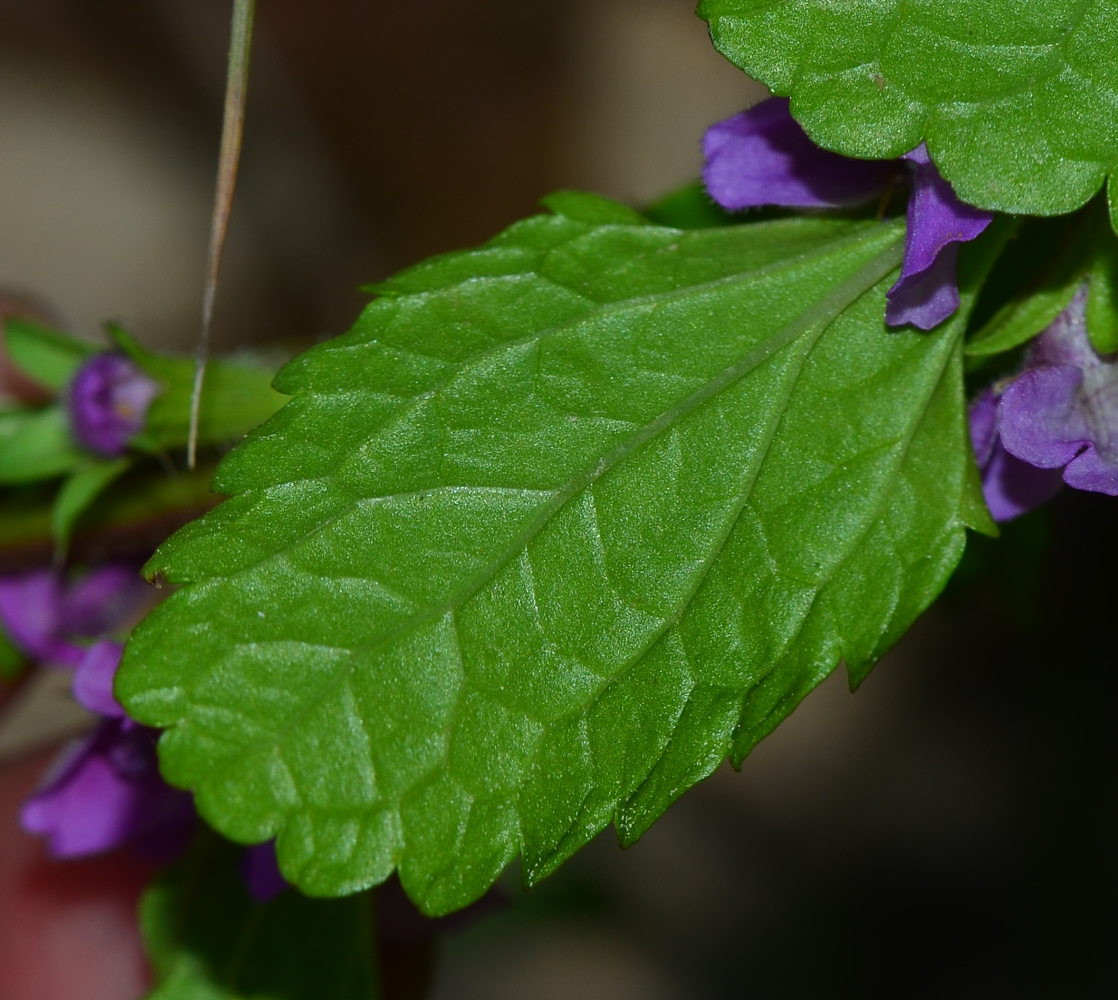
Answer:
[{"left": 188, "top": 0, "right": 256, "bottom": 469}]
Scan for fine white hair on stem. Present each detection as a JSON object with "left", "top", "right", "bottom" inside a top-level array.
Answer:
[{"left": 188, "top": 0, "right": 256, "bottom": 469}]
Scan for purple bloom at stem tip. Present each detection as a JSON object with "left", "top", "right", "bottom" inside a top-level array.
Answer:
[
  {"left": 702, "top": 98, "right": 994, "bottom": 330},
  {"left": 68, "top": 353, "right": 159, "bottom": 457}
]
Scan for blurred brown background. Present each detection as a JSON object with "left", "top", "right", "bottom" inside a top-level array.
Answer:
[
  {"left": 2, "top": 3, "right": 1116, "bottom": 999},
  {"left": 0, "top": 0, "right": 760, "bottom": 352}
]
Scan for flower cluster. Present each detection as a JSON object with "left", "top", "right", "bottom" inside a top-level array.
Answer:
[
  {"left": 703, "top": 98, "right": 993, "bottom": 330},
  {"left": 0, "top": 563, "right": 291, "bottom": 899}
]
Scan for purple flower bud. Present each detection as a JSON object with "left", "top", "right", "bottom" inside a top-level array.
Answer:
[
  {"left": 998, "top": 288, "right": 1118, "bottom": 495},
  {"left": 20, "top": 718, "right": 195, "bottom": 860},
  {"left": 68, "top": 353, "right": 159, "bottom": 456},
  {"left": 241, "top": 840, "right": 289, "bottom": 903},
  {"left": 702, "top": 100, "right": 993, "bottom": 330}
]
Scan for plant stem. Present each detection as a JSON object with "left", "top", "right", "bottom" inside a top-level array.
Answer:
[{"left": 188, "top": 0, "right": 256, "bottom": 469}]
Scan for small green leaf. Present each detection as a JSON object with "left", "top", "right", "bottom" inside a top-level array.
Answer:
[
  {"left": 539, "top": 190, "right": 651, "bottom": 227},
  {"left": 107, "top": 325, "right": 288, "bottom": 450},
  {"left": 967, "top": 212, "right": 1096, "bottom": 357},
  {"left": 0, "top": 624, "right": 26, "bottom": 680},
  {"left": 967, "top": 287, "right": 1079, "bottom": 359},
  {"left": 1087, "top": 227, "right": 1118, "bottom": 354},
  {"left": 699, "top": 0, "right": 1118, "bottom": 220},
  {"left": 141, "top": 832, "right": 378, "bottom": 1000},
  {"left": 51, "top": 457, "right": 134, "bottom": 553},
  {"left": 120, "top": 202, "right": 992, "bottom": 916},
  {"left": 3, "top": 319, "right": 96, "bottom": 392},
  {"left": 0, "top": 406, "right": 83, "bottom": 483}
]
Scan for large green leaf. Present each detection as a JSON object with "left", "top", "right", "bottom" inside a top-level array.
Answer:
[
  {"left": 119, "top": 194, "right": 992, "bottom": 916},
  {"left": 141, "top": 833, "right": 378, "bottom": 1000},
  {"left": 699, "top": 0, "right": 1118, "bottom": 222}
]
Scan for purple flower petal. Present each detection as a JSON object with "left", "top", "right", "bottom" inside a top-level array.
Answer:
[
  {"left": 885, "top": 243, "right": 965, "bottom": 330},
  {"left": 68, "top": 353, "right": 160, "bottom": 457},
  {"left": 886, "top": 145, "right": 993, "bottom": 330},
  {"left": 0, "top": 571, "right": 84, "bottom": 666},
  {"left": 1000, "top": 366, "right": 1089, "bottom": 469},
  {"left": 0, "top": 564, "right": 148, "bottom": 667},
  {"left": 969, "top": 389, "right": 1063, "bottom": 522},
  {"left": 240, "top": 840, "right": 289, "bottom": 903},
  {"left": 20, "top": 719, "right": 194, "bottom": 859},
  {"left": 993, "top": 287, "right": 1118, "bottom": 498},
  {"left": 703, "top": 98, "right": 896, "bottom": 211},
  {"left": 71, "top": 640, "right": 125, "bottom": 717},
  {"left": 969, "top": 387, "right": 1000, "bottom": 467}
]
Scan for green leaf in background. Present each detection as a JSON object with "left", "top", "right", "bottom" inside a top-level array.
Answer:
[
  {"left": 119, "top": 195, "right": 993, "bottom": 916},
  {"left": 0, "top": 463, "right": 222, "bottom": 571},
  {"left": 966, "top": 213, "right": 1093, "bottom": 358},
  {"left": 1087, "top": 225, "right": 1118, "bottom": 354},
  {"left": 142, "top": 833, "right": 378, "bottom": 1000},
  {"left": 0, "top": 622, "right": 26, "bottom": 680},
  {"left": 3, "top": 318, "right": 96, "bottom": 392},
  {"left": 51, "top": 456, "right": 134, "bottom": 553},
  {"left": 0, "top": 406, "right": 83, "bottom": 483},
  {"left": 699, "top": 0, "right": 1118, "bottom": 221},
  {"left": 108, "top": 325, "right": 288, "bottom": 452},
  {"left": 644, "top": 181, "right": 746, "bottom": 230}
]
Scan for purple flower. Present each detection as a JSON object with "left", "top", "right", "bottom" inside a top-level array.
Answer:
[
  {"left": 701, "top": 97, "right": 898, "bottom": 209},
  {"left": 702, "top": 98, "right": 993, "bottom": 330},
  {"left": 998, "top": 288, "right": 1118, "bottom": 496},
  {"left": 68, "top": 353, "right": 160, "bottom": 456},
  {"left": 0, "top": 565, "right": 150, "bottom": 667},
  {"left": 241, "top": 840, "right": 290, "bottom": 903},
  {"left": 21, "top": 716, "right": 194, "bottom": 860},
  {"left": 3, "top": 564, "right": 195, "bottom": 860},
  {"left": 969, "top": 388, "right": 1063, "bottom": 522}
]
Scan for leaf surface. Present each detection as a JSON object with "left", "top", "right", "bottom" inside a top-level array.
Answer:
[
  {"left": 120, "top": 198, "right": 989, "bottom": 915},
  {"left": 699, "top": 0, "right": 1118, "bottom": 219}
]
